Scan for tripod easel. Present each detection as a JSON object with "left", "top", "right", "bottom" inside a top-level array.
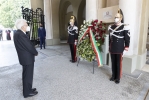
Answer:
[{"left": 77, "top": 57, "right": 96, "bottom": 74}]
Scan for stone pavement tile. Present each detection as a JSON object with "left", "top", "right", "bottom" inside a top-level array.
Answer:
[
  {"left": 1, "top": 43, "right": 149, "bottom": 100},
  {"left": 4, "top": 56, "right": 144, "bottom": 100},
  {"left": 0, "top": 41, "right": 19, "bottom": 67},
  {"left": 36, "top": 45, "right": 70, "bottom": 57},
  {"left": 142, "top": 64, "right": 149, "bottom": 72}
]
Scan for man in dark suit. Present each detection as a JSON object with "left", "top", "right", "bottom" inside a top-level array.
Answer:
[
  {"left": 6, "top": 30, "right": 11, "bottom": 40},
  {"left": 38, "top": 23, "right": 46, "bottom": 49},
  {"left": 0, "top": 29, "right": 3, "bottom": 41},
  {"left": 14, "top": 19, "right": 38, "bottom": 98}
]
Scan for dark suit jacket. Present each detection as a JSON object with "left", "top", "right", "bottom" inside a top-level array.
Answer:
[
  {"left": 14, "top": 30, "right": 38, "bottom": 65},
  {"left": 38, "top": 27, "right": 46, "bottom": 38}
]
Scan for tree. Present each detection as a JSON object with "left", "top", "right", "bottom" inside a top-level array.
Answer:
[{"left": 0, "top": 0, "right": 30, "bottom": 28}]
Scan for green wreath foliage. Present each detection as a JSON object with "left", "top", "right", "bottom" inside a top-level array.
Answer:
[{"left": 77, "top": 20, "right": 106, "bottom": 62}]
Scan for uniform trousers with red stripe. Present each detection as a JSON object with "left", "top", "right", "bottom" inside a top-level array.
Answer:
[
  {"left": 110, "top": 54, "right": 122, "bottom": 80},
  {"left": 69, "top": 44, "right": 77, "bottom": 61}
]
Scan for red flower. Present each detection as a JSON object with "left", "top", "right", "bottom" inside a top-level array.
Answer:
[
  {"left": 102, "top": 38, "right": 105, "bottom": 42},
  {"left": 95, "top": 37, "right": 99, "bottom": 40},
  {"left": 96, "top": 29, "right": 99, "bottom": 32},
  {"left": 92, "top": 29, "right": 95, "bottom": 32},
  {"left": 94, "top": 19, "right": 98, "bottom": 23}
]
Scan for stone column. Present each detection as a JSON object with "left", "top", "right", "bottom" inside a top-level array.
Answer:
[
  {"left": 119, "top": 0, "right": 148, "bottom": 74},
  {"left": 119, "top": 0, "right": 140, "bottom": 56},
  {"left": 44, "top": 0, "right": 53, "bottom": 39},
  {"left": 44, "top": 0, "right": 60, "bottom": 45},
  {"left": 86, "top": 0, "right": 98, "bottom": 20}
]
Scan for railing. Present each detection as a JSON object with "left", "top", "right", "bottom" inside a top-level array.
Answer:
[{"left": 21, "top": 6, "right": 45, "bottom": 45}]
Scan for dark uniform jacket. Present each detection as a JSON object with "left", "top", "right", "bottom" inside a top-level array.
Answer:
[
  {"left": 14, "top": 30, "right": 38, "bottom": 65},
  {"left": 67, "top": 25, "right": 78, "bottom": 44},
  {"left": 108, "top": 24, "right": 130, "bottom": 54}
]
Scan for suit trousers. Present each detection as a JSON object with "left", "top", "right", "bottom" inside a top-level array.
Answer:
[
  {"left": 0, "top": 34, "right": 2, "bottom": 41},
  {"left": 110, "top": 54, "right": 122, "bottom": 80},
  {"left": 40, "top": 38, "right": 45, "bottom": 49},
  {"left": 22, "top": 63, "right": 34, "bottom": 96}
]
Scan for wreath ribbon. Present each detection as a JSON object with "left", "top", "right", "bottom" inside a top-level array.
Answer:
[{"left": 78, "top": 28, "right": 103, "bottom": 67}]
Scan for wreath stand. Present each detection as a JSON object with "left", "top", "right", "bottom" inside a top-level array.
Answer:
[{"left": 77, "top": 57, "right": 96, "bottom": 74}]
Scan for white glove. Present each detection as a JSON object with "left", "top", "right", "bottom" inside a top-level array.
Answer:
[
  {"left": 74, "top": 41, "right": 77, "bottom": 45},
  {"left": 122, "top": 50, "right": 127, "bottom": 57}
]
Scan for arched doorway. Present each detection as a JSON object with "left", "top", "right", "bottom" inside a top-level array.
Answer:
[
  {"left": 77, "top": 0, "right": 86, "bottom": 30},
  {"left": 59, "top": 1, "right": 73, "bottom": 40}
]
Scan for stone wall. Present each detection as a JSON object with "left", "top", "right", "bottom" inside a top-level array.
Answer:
[{"left": 147, "top": 26, "right": 149, "bottom": 50}]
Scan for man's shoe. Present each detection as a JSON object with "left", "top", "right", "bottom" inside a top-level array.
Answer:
[
  {"left": 110, "top": 77, "right": 115, "bottom": 81},
  {"left": 24, "top": 91, "right": 38, "bottom": 98},
  {"left": 32, "top": 88, "right": 36, "bottom": 92},
  {"left": 115, "top": 79, "right": 120, "bottom": 84}
]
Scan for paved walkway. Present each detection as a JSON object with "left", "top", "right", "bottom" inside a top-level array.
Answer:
[
  {"left": 0, "top": 41, "right": 149, "bottom": 100},
  {"left": 0, "top": 41, "right": 19, "bottom": 67}
]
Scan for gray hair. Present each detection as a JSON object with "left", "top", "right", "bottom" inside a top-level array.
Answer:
[{"left": 15, "top": 19, "right": 27, "bottom": 29}]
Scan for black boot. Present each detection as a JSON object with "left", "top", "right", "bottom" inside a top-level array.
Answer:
[
  {"left": 115, "top": 79, "right": 120, "bottom": 84},
  {"left": 109, "top": 77, "right": 115, "bottom": 81},
  {"left": 70, "top": 60, "right": 75, "bottom": 63}
]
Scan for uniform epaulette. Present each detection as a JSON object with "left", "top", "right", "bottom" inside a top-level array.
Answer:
[
  {"left": 123, "top": 24, "right": 130, "bottom": 30},
  {"left": 123, "top": 24, "right": 129, "bottom": 26},
  {"left": 108, "top": 24, "right": 114, "bottom": 27},
  {"left": 73, "top": 26, "right": 78, "bottom": 30},
  {"left": 108, "top": 24, "right": 114, "bottom": 30}
]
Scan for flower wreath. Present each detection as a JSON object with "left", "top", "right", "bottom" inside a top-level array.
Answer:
[{"left": 77, "top": 20, "right": 106, "bottom": 67}]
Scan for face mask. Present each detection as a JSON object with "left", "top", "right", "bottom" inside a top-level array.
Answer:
[
  {"left": 40, "top": 27, "right": 43, "bottom": 29},
  {"left": 70, "top": 22, "right": 72, "bottom": 25},
  {"left": 114, "top": 18, "right": 120, "bottom": 23},
  {"left": 26, "top": 26, "right": 30, "bottom": 31}
]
